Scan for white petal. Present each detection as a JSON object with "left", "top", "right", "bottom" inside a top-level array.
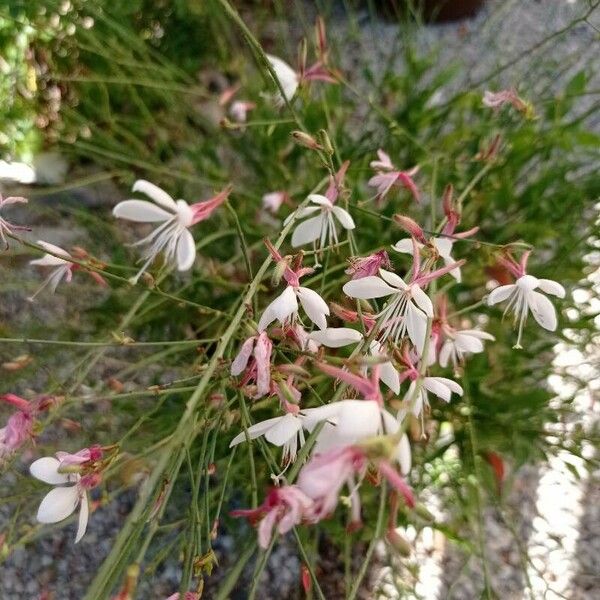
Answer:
[
  {"left": 264, "top": 413, "right": 302, "bottom": 446},
  {"left": 396, "top": 434, "right": 412, "bottom": 476},
  {"left": 30, "top": 255, "right": 68, "bottom": 267},
  {"left": 331, "top": 206, "right": 355, "bottom": 230},
  {"left": 36, "top": 486, "right": 80, "bottom": 524},
  {"left": 176, "top": 229, "right": 196, "bottom": 271},
  {"left": 460, "top": 329, "right": 495, "bottom": 341},
  {"left": 411, "top": 285, "right": 434, "bottom": 317},
  {"left": 113, "top": 200, "right": 172, "bottom": 223},
  {"left": 132, "top": 180, "right": 177, "bottom": 211},
  {"left": 229, "top": 417, "right": 285, "bottom": 447},
  {"left": 258, "top": 286, "right": 298, "bottom": 331},
  {"left": 297, "top": 287, "right": 330, "bottom": 330},
  {"left": 439, "top": 341, "right": 453, "bottom": 368},
  {"left": 423, "top": 377, "right": 452, "bottom": 402},
  {"left": 379, "top": 361, "right": 400, "bottom": 394},
  {"left": 343, "top": 276, "right": 396, "bottom": 299},
  {"left": 309, "top": 327, "right": 362, "bottom": 348},
  {"left": 30, "top": 457, "right": 70, "bottom": 485},
  {"left": 266, "top": 54, "right": 299, "bottom": 101},
  {"left": 335, "top": 400, "right": 382, "bottom": 442},
  {"left": 406, "top": 302, "right": 427, "bottom": 353},
  {"left": 529, "top": 291, "right": 558, "bottom": 331},
  {"left": 307, "top": 194, "right": 333, "bottom": 207},
  {"left": 75, "top": 493, "right": 89, "bottom": 543},
  {"left": 381, "top": 409, "right": 400, "bottom": 435},
  {"left": 488, "top": 284, "right": 516, "bottom": 305},
  {"left": 291, "top": 215, "right": 325, "bottom": 247},
  {"left": 454, "top": 332, "right": 484, "bottom": 353},
  {"left": 391, "top": 238, "right": 415, "bottom": 255},
  {"left": 301, "top": 403, "right": 342, "bottom": 430},
  {"left": 283, "top": 206, "right": 320, "bottom": 225},
  {"left": 36, "top": 241, "right": 71, "bottom": 259},
  {"left": 433, "top": 237, "right": 454, "bottom": 260},
  {"left": 379, "top": 268, "right": 407, "bottom": 289},
  {"left": 537, "top": 279, "right": 566, "bottom": 298}
]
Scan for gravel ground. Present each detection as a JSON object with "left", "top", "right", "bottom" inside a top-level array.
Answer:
[{"left": 1, "top": 1, "right": 599, "bottom": 599}]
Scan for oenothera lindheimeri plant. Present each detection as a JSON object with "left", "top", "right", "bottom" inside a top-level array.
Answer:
[{"left": 1, "top": 3, "right": 586, "bottom": 599}]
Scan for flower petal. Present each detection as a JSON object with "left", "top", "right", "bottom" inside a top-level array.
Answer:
[
  {"left": 176, "top": 229, "right": 196, "bottom": 271},
  {"left": 537, "top": 279, "right": 566, "bottom": 298},
  {"left": 379, "top": 268, "right": 407, "bottom": 289},
  {"left": 36, "top": 485, "right": 80, "bottom": 524},
  {"left": 283, "top": 206, "right": 320, "bottom": 226},
  {"left": 391, "top": 238, "right": 415, "bottom": 255},
  {"left": 291, "top": 215, "right": 325, "bottom": 247},
  {"left": 307, "top": 194, "right": 333, "bottom": 207},
  {"left": 75, "top": 493, "right": 89, "bottom": 543},
  {"left": 258, "top": 286, "right": 298, "bottom": 331},
  {"left": 264, "top": 413, "right": 302, "bottom": 446},
  {"left": 529, "top": 290, "right": 558, "bottom": 331},
  {"left": 309, "top": 327, "right": 362, "bottom": 348},
  {"left": 113, "top": 200, "right": 172, "bottom": 223},
  {"left": 411, "top": 285, "right": 434, "bottom": 317},
  {"left": 405, "top": 302, "right": 427, "bottom": 353},
  {"left": 343, "top": 276, "right": 396, "bottom": 299},
  {"left": 488, "top": 284, "right": 516, "bottom": 305},
  {"left": 231, "top": 337, "right": 255, "bottom": 376},
  {"left": 132, "top": 180, "right": 177, "bottom": 211},
  {"left": 439, "top": 341, "right": 453, "bottom": 368},
  {"left": 379, "top": 360, "right": 401, "bottom": 394},
  {"left": 30, "top": 457, "right": 70, "bottom": 485},
  {"left": 331, "top": 206, "right": 355, "bottom": 230},
  {"left": 229, "top": 416, "right": 285, "bottom": 447},
  {"left": 266, "top": 54, "right": 299, "bottom": 101},
  {"left": 297, "top": 286, "right": 329, "bottom": 330},
  {"left": 36, "top": 241, "right": 71, "bottom": 259},
  {"left": 396, "top": 434, "right": 412, "bottom": 476}
]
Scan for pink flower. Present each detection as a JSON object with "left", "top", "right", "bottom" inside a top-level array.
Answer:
[
  {"left": 346, "top": 250, "right": 391, "bottom": 279},
  {"left": 229, "top": 100, "right": 256, "bottom": 123},
  {"left": 231, "top": 332, "right": 273, "bottom": 398},
  {"left": 297, "top": 446, "right": 414, "bottom": 524},
  {"left": 369, "top": 150, "right": 419, "bottom": 203},
  {"left": 0, "top": 393, "right": 50, "bottom": 458},
  {"left": 28, "top": 241, "right": 107, "bottom": 301},
  {"left": 262, "top": 191, "right": 289, "bottom": 214},
  {"left": 483, "top": 89, "right": 530, "bottom": 114},
  {"left": 0, "top": 193, "right": 30, "bottom": 248},
  {"left": 231, "top": 485, "right": 314, "bottom": 548}
]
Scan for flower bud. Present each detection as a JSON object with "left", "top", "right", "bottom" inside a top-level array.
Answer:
[
  {"left": 317, "top": 129, "right": 334, "bottom": 155},
  {"left": 393, "top": 214, "right": 427, "bottom": 244},
  {"left": 291, "top": 131, "right": 322, "bottom": 150},
  {"left": 386, "top": 528, "right": 412, "bottom": 556}
]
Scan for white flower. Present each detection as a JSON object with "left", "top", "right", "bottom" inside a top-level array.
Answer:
[
  {"left": 393, "top": 237, "right": 462, "bottom": 282},
  {"left": 403, "top": 377, "right": 463, "bottom": 418},
  {"left": 302, "top": 399, "right": 398, "bottom": 454},
  {"left": 30, "top": 456, "right": 89, "bottom": 543},
  {"left": 266, "top": 55, "right": 300, "bottom": 105},
  {"left": 113, "top": 180, "right": 229, "bottom": 283},
  {"left": 285, "top": 194, "right": 355, "bottom": 251},
  {"left": 439, "top": 329, "right": 495, "bottom": 368},
  {"left": 230, "top": 413, "right": 305, "bottom": 463},
  {"left": 487, "top": 274, "right": 565, "bottom": 348},
  {"left": 343, "top": 268, "right": 433, "bottom": 353},
  {"left": 28, "top": 241, "right": 75, "bottom": 300},
  {"left": 258, "top": 284, "right": 330, "bottom": 332},
  {"left": 262, "top": 191, "right": 287, "bottom": 214},
  {"left": 113, "top": 180, "right": 197, "bottom": 282}
]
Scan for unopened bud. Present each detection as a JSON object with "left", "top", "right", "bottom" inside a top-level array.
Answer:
[
  {"left": 271, "top": 258, "right": 289, "bottom": 287},
  {"left": 414, "top": 502, "right": 436, "bottom": 522},
  {"left": 442, "top": 184, "right": 454, "bottom": 217},
  {"left": 276, "top": 363, "right": 310, "bottom": 378},
  {"left": 393, "top": 214, "right": 426, "bottom": 244},
  {"left": 291, "top": 130, "right": 322, "bottom": 150},
  {"left": 298, "top": 38, "right": 308, "bottom": 76},
  {"left": 386, "top": 528, "right": 412, "bottom": 556},
  {"left": 317, "top": 129, "right": 334, "bottom": 155}
]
